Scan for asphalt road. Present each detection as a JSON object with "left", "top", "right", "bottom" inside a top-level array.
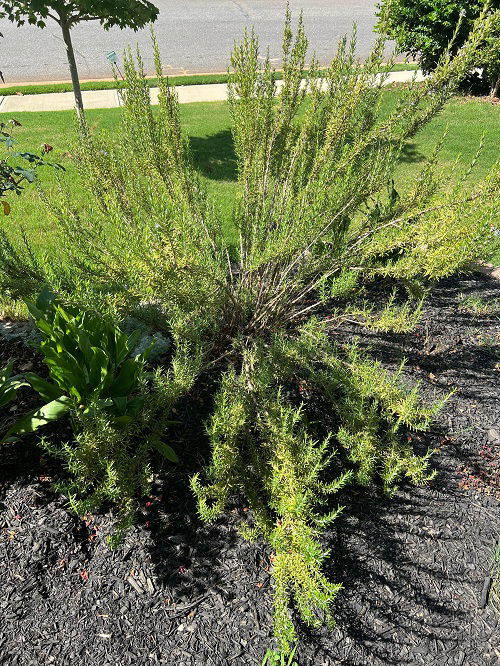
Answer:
[{"left": 0, "top": 1, "right": 392, "bottom": 84}]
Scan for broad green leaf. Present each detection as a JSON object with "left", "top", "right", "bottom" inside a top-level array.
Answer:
[
  {"left": 9, "top": 377, "right": 29, "bottom": 390},
  {"left": 123, "top": 396, "right": 145, "bottom": 416},
  {"left": 24, "top": 373, "right": 64, "bottom": 401},
  {"left": 112, "top": 414, "right": 134, "bottom": 426},
  {"left": 20, "top": 169, "right": 35, "bottom": 182},
  {"left": 0, "top": 361, "right": 29, "bottom": 406},
  {"left": 26, "top": 301, "right": 43, "bottom": 322},
  {"left": 151, "top": 440, "right": 179, "bottom": 463},
  {"left": 88, "top": 347, "right": 109, "bottom": 392},
  {"left": 114, "top": 329, "right": 131, "bottom": 364},
  {"left": 35, "top": 285, "right": 57, "bottom": 313},
  {"left": 140, "top": 338, "right": 156, "bottom": 362},
  {"left": 126, "top": 329, "right": 142, "bottom": 356},
  {"left": 0, "top": 388, "right": 18, "bottom": 408},
  {"left": 93, "top": 397, "right": 114, "bottom": 410},
  {"left": 42, "top": 348, "right": 86, "bottom": 398},
  {"left": 34, "top": 318, "right": 54, "bottom": 337},
  {"left": 109, "top": 359, "right": 139, "bottom": 397},
  {"left": 1, "top": 396, "right": 72, "bottom": 443},
  {"left": 112, "top": 396, "right": 128, "bottom": 414},
  {"left": 0, "top": 360, "right": 15, "bottom": 384}
]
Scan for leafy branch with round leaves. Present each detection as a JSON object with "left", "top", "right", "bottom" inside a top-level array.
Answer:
[{"left": 0, "top": 119, "right": 64, "bottom": 214}]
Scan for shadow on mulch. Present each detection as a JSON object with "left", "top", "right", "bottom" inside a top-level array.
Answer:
[{"left": 332, "top": 274, "right": 499, "bottom": 398}]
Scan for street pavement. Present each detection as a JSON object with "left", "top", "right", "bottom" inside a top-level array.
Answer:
[
  {"left": 0, "top": 70, "right": 424, "bottom": 113},
  {"left": 0, "top": 1, "right": 394, "bottom": 84}
]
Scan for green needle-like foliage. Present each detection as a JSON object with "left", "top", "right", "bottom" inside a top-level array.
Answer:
[{"left": 0, "top": 7, "right": 499, "bottom": 652}]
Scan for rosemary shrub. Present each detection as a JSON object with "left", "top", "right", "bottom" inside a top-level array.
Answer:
[{"left": 1, "top": 8, "right": 499, "bottom": 651}]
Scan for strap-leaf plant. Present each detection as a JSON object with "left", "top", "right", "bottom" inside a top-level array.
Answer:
[
  {"left": 1, "top": 287, "right": 191, "bottom": 540},
  {"left": 2, "top": 285, "right": 154, "bottom": 440},
  {"left": 0, "top": 359, "right": 29, "bottom": 408},
  {"left": 0, "top": 6, "right": 499, "bottom": 653}
]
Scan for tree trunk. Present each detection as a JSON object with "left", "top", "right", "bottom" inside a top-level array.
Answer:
[
  {"left": 58, "top": 12, "right": 84, "bottom": 117},
  {"left": 490, "top": 76, "right": 500, "bottom": 99}
]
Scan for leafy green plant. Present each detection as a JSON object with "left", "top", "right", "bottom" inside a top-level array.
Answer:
[
  {"left": 0, "top": 9, "right": 499, "bottom": 653},
  {"left": 376, "top": 0, "right": 500, "bottom": 97},
  {"left": 2, "top": 286, "right": 153, "bottom": 438},
  {"left": 0, "top": 359, "right": 28, "bottom": 408},
  {"left": 0, "top": 119, "right": 64, "bottom": 302},
  {"left": 0, "top": 359, "right": 30, "bottom": 444},
  {"left": 39, "top": 338, "right": 199, "bottom": 541},
  {"left": 1, "top": 287, "right": 192, "bottom": 537},
  {"left": 0, "top": 119, "right": 64, "bottom": 215},
  {"left": 262, "top": 645, "right": 298, "bottom": 666}
]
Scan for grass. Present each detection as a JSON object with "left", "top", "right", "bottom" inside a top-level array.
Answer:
[
  {"left": 0, "top": 63, "right": 418, "bottom": 97},
  {"left": 492, "top": 541, "right": 500, "bottom": 614},
  {"left": 459, "top": 294, "right": 500, "bottom": 315},
  {"left": 0, "top": 294, "right": 28, "bottom": 319},
  {"left": 0, "top": 89, "right": 498, "bottom": 262}
]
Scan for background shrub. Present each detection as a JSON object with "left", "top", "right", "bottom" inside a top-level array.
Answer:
[{"left": 376, "top": 0, "right": 500, "bottom": 96}]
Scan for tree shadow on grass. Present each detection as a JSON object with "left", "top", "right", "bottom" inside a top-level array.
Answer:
[
  {"left": 189, "top": 130, "right": 237, "bottom": 181},
  {"left": 189, "top": 133, "right": 426, "bottom": 178},
  {"left": 399, "top": 142, "right": 426, "bottom": 164}
]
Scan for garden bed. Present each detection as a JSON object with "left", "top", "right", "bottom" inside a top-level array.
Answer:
[{"left": 0, "top": 271, "right": 498, "bottom": 665}]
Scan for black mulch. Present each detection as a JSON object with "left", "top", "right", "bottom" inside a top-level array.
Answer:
[{"left": 0, "top": 273, "right": 499, "bottom": 666}]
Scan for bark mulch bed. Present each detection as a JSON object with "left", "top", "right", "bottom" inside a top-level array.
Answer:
[{"left": 0, "top": 273, "right": 499, "bottom": 665}]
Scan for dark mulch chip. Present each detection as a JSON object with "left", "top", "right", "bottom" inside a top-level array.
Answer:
[{"left": 0, "top": 273, "right": 499, "bottom": 665}]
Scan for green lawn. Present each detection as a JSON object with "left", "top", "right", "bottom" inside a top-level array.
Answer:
[{"left": 1, "top": 90, "right": 498, "bottom": 261}]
